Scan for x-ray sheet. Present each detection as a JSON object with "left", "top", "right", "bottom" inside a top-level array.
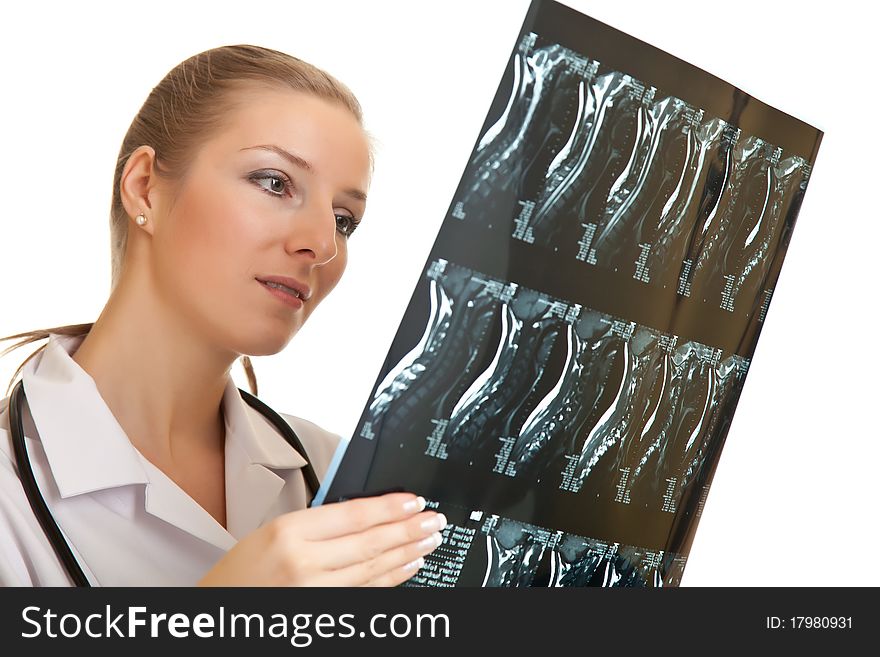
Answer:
[{"left": 313, "top": 0, "right": 822, "bottom": 587}]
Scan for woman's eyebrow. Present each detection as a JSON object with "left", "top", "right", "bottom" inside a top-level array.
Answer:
[{"left": 240, "top": 143, "right": 367, "bottom": 202}]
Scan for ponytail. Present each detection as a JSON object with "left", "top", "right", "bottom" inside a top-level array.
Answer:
[
  {"left": 0, "top": 323, "right": 93, "bottom": 399},
  {"left": 1, "top": 324, "right": 259, "bottom": 399}
]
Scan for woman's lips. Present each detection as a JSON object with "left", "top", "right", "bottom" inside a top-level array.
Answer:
[
  {"left": 258, "top": 279, "right": 304, "bottom": 309},
  {"left": 255, "top": 275, "right": 311, "bottom": 300}
]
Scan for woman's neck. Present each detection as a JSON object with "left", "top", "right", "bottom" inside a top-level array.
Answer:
[{"left": 71, "top": 275, "right": 236, "bottom": 463}]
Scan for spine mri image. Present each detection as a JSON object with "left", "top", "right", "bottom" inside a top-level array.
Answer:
[{"left": 316, "top": 0, "right": 822, "bottom": 587}]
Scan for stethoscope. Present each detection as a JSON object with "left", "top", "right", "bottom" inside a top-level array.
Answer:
[{"left": 7, "top": 378, "right": 320, "bottom": 587}]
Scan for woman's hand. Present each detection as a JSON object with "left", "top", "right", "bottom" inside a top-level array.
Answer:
[{"left": 197, "top": 492, "right": 446, "bottom": 586}]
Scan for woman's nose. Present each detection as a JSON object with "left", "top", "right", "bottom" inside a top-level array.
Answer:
[{"left": 283, "top": 204, "right": 338, "bottom": 265}]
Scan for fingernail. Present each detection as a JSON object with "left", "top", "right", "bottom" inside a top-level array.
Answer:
[
  {"left": 420, "top": 513, "right": 447, "bottom": 532},
  {"left": 403, "top": 496, "right": 426, "bottom": 513},
  {"left": 418, "top": 532, "right": 442, "bottom": 550},
  {"left": 403, "top": 556, "right": 425, "bottom": 572}
]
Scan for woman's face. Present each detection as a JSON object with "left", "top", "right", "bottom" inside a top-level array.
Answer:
[{"left": 148, "top": 85, "right": 371, "bottom": 357}]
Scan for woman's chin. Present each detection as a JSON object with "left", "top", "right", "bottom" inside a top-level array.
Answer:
[{"left": 240, "top": 328, "right": 300, "bottom": 357}]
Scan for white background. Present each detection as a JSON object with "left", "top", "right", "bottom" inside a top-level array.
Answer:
[{"left": 1, "top": 0, "right": 876, "bottom": 586}]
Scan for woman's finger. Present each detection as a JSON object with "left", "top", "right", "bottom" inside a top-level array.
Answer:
[
  {"left": 317, "top": 530, "right": 446, "bottom": 587},
  {"left": 291, "top": 492, "right": 427, "bottom": 541},
  {"left": 311, "top": 510, "right": 447, "bottom": 571},
  {"left": 362, "top": 556, "right": 428, "bottom": 588}
]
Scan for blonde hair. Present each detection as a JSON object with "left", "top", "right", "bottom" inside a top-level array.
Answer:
[{"left": 1, "top": 44, "right": 375, "bottom": 399}]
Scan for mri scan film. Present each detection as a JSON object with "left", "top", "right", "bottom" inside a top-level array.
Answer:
[{"left": 313, "top": 0, "right": 822, "bottom": 587}]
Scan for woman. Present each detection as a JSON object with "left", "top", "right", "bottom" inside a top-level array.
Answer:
[{"left": 0, "top": 44, "right": 446, "bottom": 586}]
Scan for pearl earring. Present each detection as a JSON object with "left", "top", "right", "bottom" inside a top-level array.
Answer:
[{"left": 135, "top": 213, "right": 147, "bottom": 226}]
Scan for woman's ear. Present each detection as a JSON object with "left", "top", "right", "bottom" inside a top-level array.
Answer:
[{"left": 119, "top": 145, "right": 160, "bottom": 235}]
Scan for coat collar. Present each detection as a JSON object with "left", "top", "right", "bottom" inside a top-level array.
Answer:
[{"left": 21, "top": 333, "right": 308, "bottom": 548}]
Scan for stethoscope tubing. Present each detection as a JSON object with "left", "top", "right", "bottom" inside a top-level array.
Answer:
[{"left": 7, "top": 378, "right": 319, "bottom": 587}]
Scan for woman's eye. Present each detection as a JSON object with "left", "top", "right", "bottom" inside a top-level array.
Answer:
[
  {"left": 266, "top": 177, "right": 286, "bottom": 194},
  {"left": 250, "top": 171, "right": 360, "bottom": 236},
  {"left": 336, "top": 214, "right": 361, "bottom": 238},
  {"left": 249, "top": 171, "right": 292, "bottom": 197}
]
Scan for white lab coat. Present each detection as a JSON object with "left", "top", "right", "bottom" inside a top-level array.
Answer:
[{"left": 0, "top": 333, "right": 343, "bottom": 586}]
